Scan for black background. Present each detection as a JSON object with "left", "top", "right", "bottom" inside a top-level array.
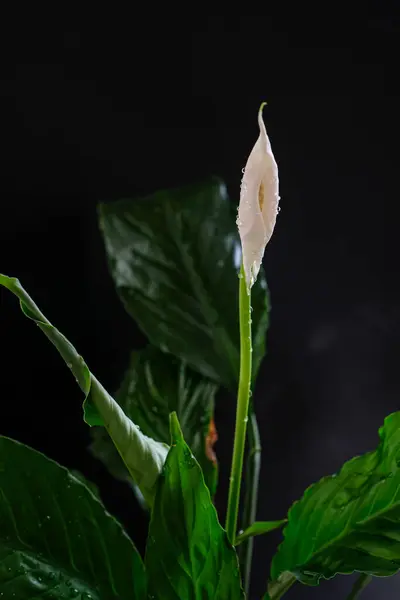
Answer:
[{"left": 0, "top": 15, "right": 399, "bottom": 599}]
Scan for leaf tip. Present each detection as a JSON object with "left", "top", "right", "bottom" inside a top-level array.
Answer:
[
  {"left": 169, "top": 412, "right": 183, "bottom": 444},
  {"left": 0, "top": 273, "right": 19, "bottom": 291}
]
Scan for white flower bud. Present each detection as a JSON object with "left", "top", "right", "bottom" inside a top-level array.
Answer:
[{"left": 237, "top": 103, "right": 280, "bottom": 290}]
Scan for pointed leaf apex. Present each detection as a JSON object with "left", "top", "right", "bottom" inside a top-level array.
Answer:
[{"left": 169, "top": 412, "right": 183, "bottom": 443}]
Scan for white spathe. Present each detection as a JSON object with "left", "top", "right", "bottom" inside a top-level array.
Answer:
[{"left": 237, "top": 103, "right": 280, "bottom": 290}]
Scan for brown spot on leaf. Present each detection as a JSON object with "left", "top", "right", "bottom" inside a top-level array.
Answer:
[{"left": 205, "top": 417, "right": 218, "bottom": 464}]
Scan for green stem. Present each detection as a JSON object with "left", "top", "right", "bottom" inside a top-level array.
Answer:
[
  {"left": 225, "top": 263, "right": 252, "bottom": 544},
  {"left": 239, "top": 408, "right": 262, "bottom": 596},
  {"left": 267, "top": 572, "right": 297, "bottom": 599},
  {"left": 346, "top": 574, "right": 372, "bottom": 600}
]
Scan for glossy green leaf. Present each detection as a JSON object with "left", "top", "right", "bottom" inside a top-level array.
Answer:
[
  {"left": 235, "top": 520, "right": 287, "bottom": 546},
  {"left": 69, "top": 469, "right": 101, "bottom": 499},
  {"left": 0, "top": 273, "right": 168, "bottom": 506},
  {"left": 90, "top": 347, "right": 219, "bottom": 497},
  {"left": 99, "top": 177, "right": 269, "bottom": 392},
  {"left": 0, "top": 436, "right": 145, "bottom": 599},
  {"left": 145, "top": 413, "right": 244, "bottom": 599},
  {"left": 271, "top": 411, "right": 400, "bottom": 585}
]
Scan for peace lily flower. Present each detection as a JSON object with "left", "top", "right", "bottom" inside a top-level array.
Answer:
[{"left": 237, "top": 103, "right": 280, "bottom": 290}]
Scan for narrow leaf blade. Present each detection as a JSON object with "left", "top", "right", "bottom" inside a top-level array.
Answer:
[
  {"left": 145, "top": 412, "right": 244, "bottom": 599},
  {"left": 0, "top": 273, "right": 168, "bottom": 506},
  {"left": 0, "top": 436, "right": 145, "bottom": 599},
  {"left": 235, "top": 520, "right": 287, "bottom": 545}
]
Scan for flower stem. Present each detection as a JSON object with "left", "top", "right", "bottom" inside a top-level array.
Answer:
[
  {"left": 346, "top": 574, "right": 372, "bottom": 600},
  {"left": 225, "top": 263, "right": 252, "bottom": 544},
  {"left": 239, "top": 408, "right": 262, "bottom": 596}
]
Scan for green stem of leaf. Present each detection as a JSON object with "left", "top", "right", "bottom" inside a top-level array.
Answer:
[
  {"left": 239, "top": 408, "right": 262, "bottom": 596},
  {"left": 225, "top": 264, "right": 252, "bottom": 544},
  {"left": 346, "top": 574, "right": 372, "bottom": 600},
  {"left": 267, "top": 572, "right": 297, "bottom": 599}
]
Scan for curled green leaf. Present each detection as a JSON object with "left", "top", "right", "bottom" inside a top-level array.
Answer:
[
  {"left": 0, "top": 273, "right": 168, "bottom": 506},
  {"left": 90, "top": 347, "right": 219, "bottom": 497}
]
